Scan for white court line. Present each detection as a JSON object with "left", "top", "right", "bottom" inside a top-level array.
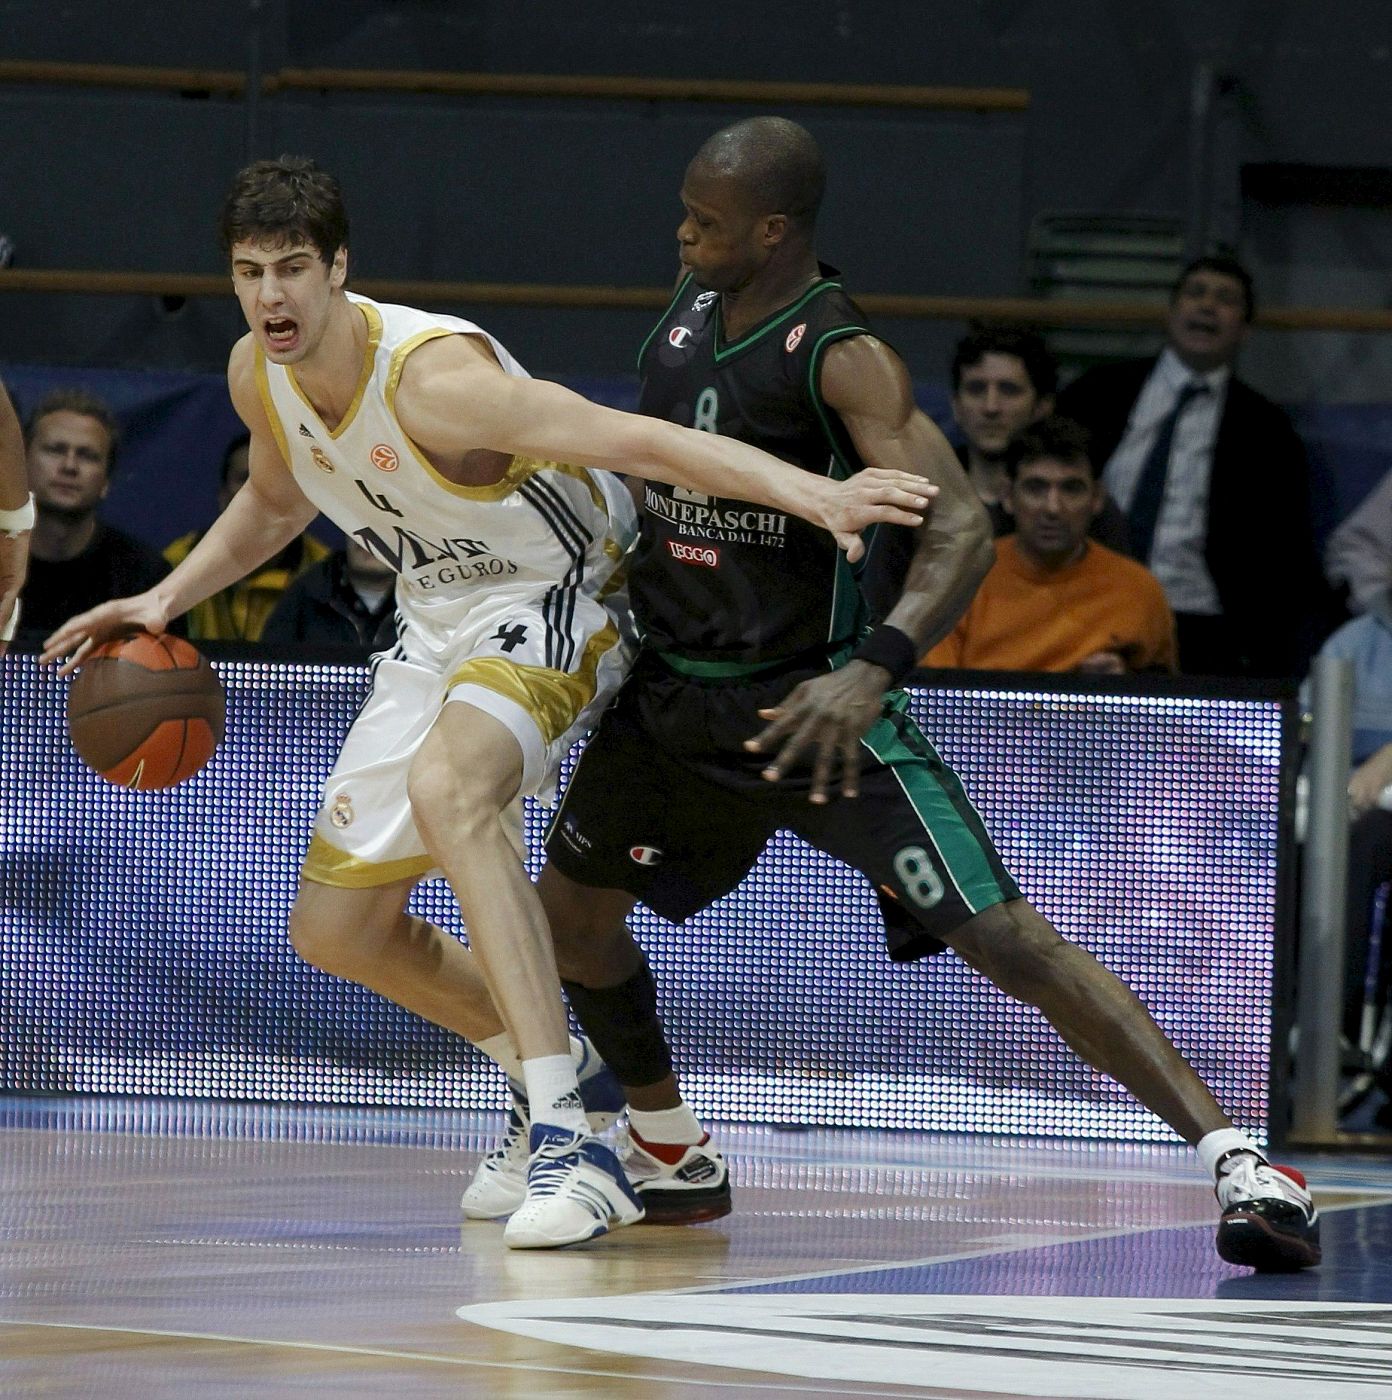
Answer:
[{"left": 0, "top": 1318, "right": 936, "bottom": 1398}]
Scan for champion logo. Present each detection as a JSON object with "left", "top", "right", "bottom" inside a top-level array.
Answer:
[
  {"left": 629, "top": 846, "right": 663, "bottom": 866},
  {"left": 668, "top": 326, "right": 694, "bottom": 348},
  {"left": 666, "top": 539, "right": 719, "bottom": 568},
  {"left": 785, "top": 322, "right": 807, "bottom": 353},
  {"left": 310, "top": 446, "right": 335, "bottom": 474},
  {"left": 370, "top": 443, "right": 399, "bottom": 472},
  {"left": 298, "top": 422, "right": 315, "bottom": 439}
]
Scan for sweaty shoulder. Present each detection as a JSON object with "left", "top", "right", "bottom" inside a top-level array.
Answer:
[
  {"left": 227, "top": 333, "right": 263, "bottom": 418},
  {"left": 393, "top": 330, "right": 506, "bottom": 455},
  {"left": 820, "top": 334, "right": 913, "bottom": 419},
  {"left": 395, "top": 332, "right": 499, "bottom": 407}
]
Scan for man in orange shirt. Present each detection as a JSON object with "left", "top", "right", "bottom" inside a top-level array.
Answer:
[{"left": 926, "top": 417, "right": 1176, "bottom": 674}]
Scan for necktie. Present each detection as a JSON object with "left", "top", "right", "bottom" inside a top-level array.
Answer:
[{"left": 1126, "top": 379, "right": 1209, "bottom": 562}]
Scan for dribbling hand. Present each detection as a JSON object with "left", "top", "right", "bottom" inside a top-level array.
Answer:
[{"left": 41, "top": 593, "right": 172, "bottom": 677}]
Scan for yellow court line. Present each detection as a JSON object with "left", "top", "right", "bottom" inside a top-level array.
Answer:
[{"left": 0, "top": 1318, "right": 933, "bottom": 1398}]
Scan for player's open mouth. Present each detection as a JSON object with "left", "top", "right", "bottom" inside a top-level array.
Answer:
[{"left": 265, "top": 318, "right": 299, "bottom": 349}]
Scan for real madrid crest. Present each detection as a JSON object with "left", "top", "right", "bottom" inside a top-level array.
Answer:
[
  {"left": 310, "top": 445, "right": 335, "bottom": 474},
  {"left": 330, "top": 793, "right": 354, "bottom": 828}
]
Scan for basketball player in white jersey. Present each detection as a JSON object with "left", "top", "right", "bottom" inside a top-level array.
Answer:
[{"left": 42, "top": 156, "right": 931, "bottom": 1249}]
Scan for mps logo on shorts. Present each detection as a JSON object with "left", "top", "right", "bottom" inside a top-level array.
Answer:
[
  {"left": 370, "top": 443, "right": 400, "bottom": 472},
  {"left": 666, "top": 539, "right": 719, "bottom": 568},
  {"left": 558, "top": 819, "right": 591, "bottom": 854},
  {"left": 330, "top": 793, "right": 354, "bottom": 828},
  {"left": 629, "top": 846, "right": 663, "bottom": 866},
  {"left": 785, "top": 322, "right": 807, "bottom": 353}
]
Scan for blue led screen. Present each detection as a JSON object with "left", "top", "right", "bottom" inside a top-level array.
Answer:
[{"left": 0, "top": 657, "right": 1285, "bottom": 1142}]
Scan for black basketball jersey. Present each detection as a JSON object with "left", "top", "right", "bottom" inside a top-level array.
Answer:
[{"left": 630, "top": 269, "right": 874, "bottom": 663}]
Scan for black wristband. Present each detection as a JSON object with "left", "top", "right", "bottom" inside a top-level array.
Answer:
[{"left": 850, "top": 624, "right": 919, "bottom": 689}]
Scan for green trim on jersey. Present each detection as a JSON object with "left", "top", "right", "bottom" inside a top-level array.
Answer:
[
  {"left": 637, "top": 274, "right": 696, "bottom": 372},
  {"left": 713, "top": 279, "right": 844, "bottom": 363},
  {"left": 806, "top": 324, "right": 873, "bottom": 644},
  {"left": 860, "top": 693, "right": 1016, "bottom": 914}
]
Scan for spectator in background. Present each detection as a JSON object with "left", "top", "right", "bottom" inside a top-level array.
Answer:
[
  {"left": 1326, "top": 468, "right": 1392, "bottom": 617},
  {"left": 262, "top": 540, "right": 398, "bottom": 657},
  {"left": 923, "top": 417, "right": 1175, "bottom": 674},
  {"left": 1307, "top": 587, "right": 1392, "bottom": 1094},
  {"left": 951, "top": 324, "right": 1131, "bottom": 551},
  {"left": 1058, "top": 254, "right": 1326, "bottom": 678},
  {"left": 164, "top": 434, "right": 329, "bottom": 640},
  {"left": 19, "top": 389, "right": 171, "bottom": 639}
]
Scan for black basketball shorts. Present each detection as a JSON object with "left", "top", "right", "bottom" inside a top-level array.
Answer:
[{"left": 544, "top": 652, "right": 1021, "bottom": 960}]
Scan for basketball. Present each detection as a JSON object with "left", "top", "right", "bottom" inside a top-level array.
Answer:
[{"left": 65, "top": 632, "right": 225, "bottom": 790}]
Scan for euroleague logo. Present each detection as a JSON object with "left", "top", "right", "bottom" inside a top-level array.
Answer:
[
  {"left": 370, "top": 443, "right": 400, "bottom": 473},
  {"left": 629, "top": 846, "right": 663, "bottom": 866},
  {"left": 785, "top": 322, "right": 807, "bottom": 353},
  {"left": 666, "top": 539, "right": 719, "bottom": 568}
]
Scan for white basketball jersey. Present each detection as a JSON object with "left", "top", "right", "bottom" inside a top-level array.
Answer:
[{"left": 254, "top": 293, "right": 634, "bottom": 629}]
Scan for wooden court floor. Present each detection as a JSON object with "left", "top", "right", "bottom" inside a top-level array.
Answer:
[{"left": 3, "top": 1096, "right": 1392, "bottom": 1399}]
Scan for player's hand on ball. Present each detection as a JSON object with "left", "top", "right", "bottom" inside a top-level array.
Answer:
[{"left": 41, "top": 592, "right": 172, "bottom": 676}]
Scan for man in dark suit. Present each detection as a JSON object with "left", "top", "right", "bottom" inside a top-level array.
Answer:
[{"left": 1057, "top": 255, "right": 1325, "bottom": 677}]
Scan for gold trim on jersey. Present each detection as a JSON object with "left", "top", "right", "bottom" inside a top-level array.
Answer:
[
  {"left": 285, "top": 300, "right": 383, "bottom": 439},
  {"left": 301, "top": 833, "right": 435, "bottom": 889},
  {"left": 598, "top": 546, "right": 628, "bottom": 601},
  {"left": 253, "top": 347, "right": 293, "bottom": 466},
  {"left": 382, "top": 328, "right": 611, "bottom": 509},
  {"left": 446, "top": 620, "right": 619, "bottom": 745}
]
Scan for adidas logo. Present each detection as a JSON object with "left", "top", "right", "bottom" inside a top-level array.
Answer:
[
  {"left": 298, "top": 423, "right": 315, "bottom": 438},
  {"left": 553, "top": 1090, "right": 583, "bottom": 1113}
]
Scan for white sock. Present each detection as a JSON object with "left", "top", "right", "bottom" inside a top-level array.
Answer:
[
  {"left": 629, "top": 1103, "right": 704, "bottom": 1146},
  {"left": 476, "top": 1033, "right": 524, "bottom": 1083},
  {"left": 522, "top": 1054, "right": 589, "bottom": 1135},
  {"left": 1197, "top": 1128, "right": 1264, "bottom": 1180}
]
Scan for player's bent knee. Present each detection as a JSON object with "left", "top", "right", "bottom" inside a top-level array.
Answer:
[
  {"left": 287, "top": 897, "right": 353, "bottom": 975},
  {"left": 946, "top": 900, "right": 1069, "bottom": 1005},
  {"left": 287, "top": 884, "right": 378, "bottom": 979},
  {"left": 406, "top": 763, "right": 506, "bottom": 852}
]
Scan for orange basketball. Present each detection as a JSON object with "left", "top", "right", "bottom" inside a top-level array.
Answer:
[{"left": 65, "top": 633, "right": 225, "bottom": 790}]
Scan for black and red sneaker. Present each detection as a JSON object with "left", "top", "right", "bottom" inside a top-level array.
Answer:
[
  {"left": 1215, "top": 1157, "right": 1321, "bottom": 1272},
  {"left": 623, "top": 1129, "right": 733, "bottom": 1225}
]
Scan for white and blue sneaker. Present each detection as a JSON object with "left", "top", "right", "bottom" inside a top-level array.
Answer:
[
  {"left": 503, "top": 1123, "right": 645, "bottom": 1249},
  {"left": 461, "top": 1037, "right": 625, "bottom": 1220}
]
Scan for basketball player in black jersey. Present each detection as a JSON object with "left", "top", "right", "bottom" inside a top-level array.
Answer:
[{"left": 463, "top": 117, "right": 1320, "bottom": 1271}]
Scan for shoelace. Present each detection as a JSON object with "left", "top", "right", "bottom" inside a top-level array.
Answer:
[
  {"left": 526, "top": 1140, "right": 584, "bottom": 1198},
  {"left": 483, "top": 1107, "right": 529, "bottom": 1166}
]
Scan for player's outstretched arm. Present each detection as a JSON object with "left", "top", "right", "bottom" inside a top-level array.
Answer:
[
  {"left": 746, "top": 337, "right": 994, "bottom": 802},
  {"left": 0, "top": 382, "right": 32, "bottom": 656},
  {"left": 41, "top": 339, "right": 319, "bottom": 673},
  {"left": 398, "top": 341, "right": 933, "bottom": 561}
]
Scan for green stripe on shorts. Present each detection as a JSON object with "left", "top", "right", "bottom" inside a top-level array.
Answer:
[{"left": 860, "top": 693, "right": 1016, "bottom": 915}]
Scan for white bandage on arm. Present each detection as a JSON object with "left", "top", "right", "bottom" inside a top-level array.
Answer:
[{"left": 0, "top": 599, "right": 19, "bottom": 643}]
